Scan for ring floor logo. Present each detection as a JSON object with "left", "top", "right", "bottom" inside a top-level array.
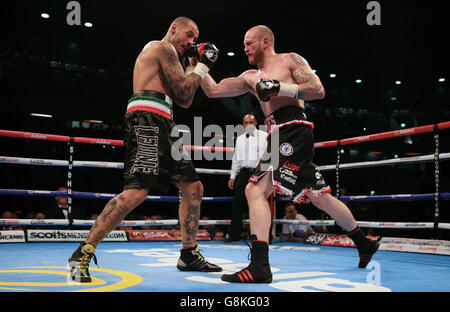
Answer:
[
  {"left": 0, "top": 242, "right": 394, "bottom": 292},
  {"left": 0, "top": 266, "right": 142, "bottom": 292},
  {"left": 104, "top": 243, "right": 391, "bottom": 292}
]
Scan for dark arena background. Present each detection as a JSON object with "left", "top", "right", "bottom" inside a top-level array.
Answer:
[{"left": 0, "top": 0, "right": 449, "bottom": 300}]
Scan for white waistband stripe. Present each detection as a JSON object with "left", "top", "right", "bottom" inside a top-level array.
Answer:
[{"left": 127, "top": 100, "right": 172, "bottom": 115}]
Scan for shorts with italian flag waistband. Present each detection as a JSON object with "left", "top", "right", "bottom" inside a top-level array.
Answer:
[{"left": 123, "top": 91, "right": 199, "bottom": 191}]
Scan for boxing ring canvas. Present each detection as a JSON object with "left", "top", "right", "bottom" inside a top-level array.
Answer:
[{"left": 1, "top": 241, "right": 449, "bottom": 292}]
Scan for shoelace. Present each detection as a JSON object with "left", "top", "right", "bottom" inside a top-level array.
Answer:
[
  {"left": 79, "top": 251, "right": 98, "bottom": 273},
  {"left": 194, "top": 248, "right": 207, "bottom": 264},
  {"left": 243, "top": 239, "right": 253, "bottom": 261},
  {"left": 230, "top": 240, "right": 254, "bottom": 279}
]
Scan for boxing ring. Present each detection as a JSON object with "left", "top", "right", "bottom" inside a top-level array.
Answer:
[{"left": 0, "top": 121, "right": 449, "bottom": 293}]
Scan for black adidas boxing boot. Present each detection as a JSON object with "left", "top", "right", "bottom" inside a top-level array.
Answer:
[
  {"left": 347, "top": 226, "right": 381, "bottom": 268},
  {"left": 221, "top": 235, "right": 272, "bottom": 283}
]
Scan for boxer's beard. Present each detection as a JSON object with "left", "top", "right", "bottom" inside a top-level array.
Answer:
[{"left": 248, "top": 46, "right": 263, "bottom": 65}]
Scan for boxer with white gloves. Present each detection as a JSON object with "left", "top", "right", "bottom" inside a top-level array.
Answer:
[{"left": 200, "top": 25, "right": 379, "bottom": 283}]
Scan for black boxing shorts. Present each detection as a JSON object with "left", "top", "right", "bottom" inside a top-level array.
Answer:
[
  {"left": 249, "top": 105, "right": 331, "bottom": 204},
  {"left": 123, "top": 90, "right": 199, "bottom": 191}
]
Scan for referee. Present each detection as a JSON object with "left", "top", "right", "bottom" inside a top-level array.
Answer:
[{"left": 226, "top": 114, "right": 267, "bottom": 242}]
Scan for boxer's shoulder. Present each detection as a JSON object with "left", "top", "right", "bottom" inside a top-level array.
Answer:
[
  {"left": 139, "top": 40, "right": 170, "bottom": 60},
  {"left": 142, "top": 40, "right": 159, "bottom": 51},
  {"left": 146, "top": 41, "right": 178, "bottom": 64},
  {"left": 287, "top": 52, "right": 308, "bottom": 66},
  {"left": 143, "top": 40, "right": 176, "bottom": 57}
]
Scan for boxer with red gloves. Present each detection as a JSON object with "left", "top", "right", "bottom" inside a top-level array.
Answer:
[
  {"left": 68, "top": 17, "right": 221, "bottom": 283},
  {"left": 183, "top": 42, "right": 219, "bottom": 79}
]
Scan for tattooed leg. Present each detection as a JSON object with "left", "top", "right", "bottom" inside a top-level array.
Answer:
[
  {"left": 177, "top": 181, "right": 203, "bottom": 249},
  {"left": 85, "top": 188, "right": 148, "bottom": 247}
]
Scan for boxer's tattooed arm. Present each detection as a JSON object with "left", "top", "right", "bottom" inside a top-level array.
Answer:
[
  {"left": 290, "top": 53, "right": 307, "bottom": 67},
  {"left": 159, "top": 44, "right": 201, "bottom": 103},
  {"left": 290, "top": 53, "right": 325, "bottom": 100}
]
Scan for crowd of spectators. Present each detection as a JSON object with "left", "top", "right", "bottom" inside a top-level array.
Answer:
[{"left": 0, "top": 48, "right": 131, "bottom": 115}]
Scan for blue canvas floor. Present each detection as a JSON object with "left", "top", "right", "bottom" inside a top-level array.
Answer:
[{"left": 0, "top": 241, "right": 449, "bottom": 292}]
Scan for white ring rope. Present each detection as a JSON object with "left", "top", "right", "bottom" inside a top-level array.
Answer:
[
  {"left": 0, "top": 156, "right": 229, "bottom": 174},
  {"left": 318, "top": 153, "right": 450, "bottom": 171},
  {"left": 1, "top": 152, "right": 449, "bottom": 174},
  {"left": 1, "top": 218, "right": 449, "bottom": 229}
]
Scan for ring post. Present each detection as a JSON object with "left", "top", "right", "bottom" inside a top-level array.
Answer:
[
  {"left": 67, "top": 137, "right": 74, "bottom": 226},
  {"left": 433, "top": 124, "right": 440, "bottom": 238},
  {"left": 336, "top": 140, "right": 341, "bottom": 198}
]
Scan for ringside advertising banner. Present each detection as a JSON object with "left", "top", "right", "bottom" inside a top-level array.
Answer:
[
  {"left": 304, "top": 233, "right": 450, "bottom": 255},
  {"left": 305, "top": 234, "right": 380, "bottom": 247},
  {"left": 379, "top": 237, "right": 450, "bottom": 255},
  {"left": 26, "top": 230, "right": 127, "bottom": 242},
  {"left": 127, "top": 229, "right": 211, "bottom": 241},
  {"left": 0, "top": 230, "right": 26, "bottom": 243}
]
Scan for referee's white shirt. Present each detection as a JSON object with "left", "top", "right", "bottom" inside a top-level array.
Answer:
[{"left": 230, "top": 128, "right": 267, "bottom": 179}]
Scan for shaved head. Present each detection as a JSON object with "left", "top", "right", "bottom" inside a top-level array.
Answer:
[
  {"left": 247, "top": 25, "right": 275, "bottom": 48},
  {"left": 165, "top": 16, "right": 199, "bottom": 55},
  {"left": 244, "top": 25, "right": 275, "bottom": 65},
  {"left": 170, "top": 16, "right": 197, "bottom": 29}
]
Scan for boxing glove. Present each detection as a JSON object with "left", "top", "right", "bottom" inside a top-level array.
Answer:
[
  {"left": 256, "top": 79, "right": 298, "bottom": 102},
  {"left": 192, "top": 42, "right": 219, "bottom": 79},
  {"left": 184, "top": 43, "right": 199, "bottom": 57}
]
